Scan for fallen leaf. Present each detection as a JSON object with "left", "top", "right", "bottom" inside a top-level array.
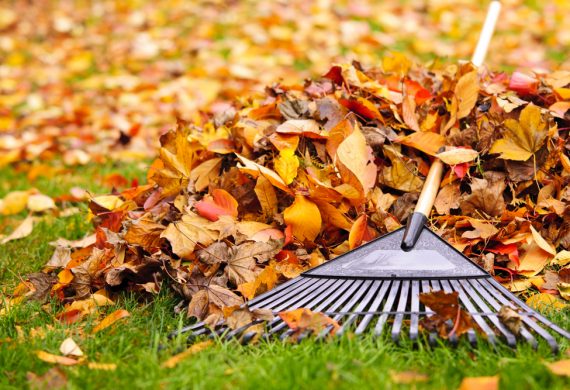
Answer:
[
  {"left": 396, "top": 131, "right": 446, "bottom": 156},
  {"left": 389, "top": 370, "right": 429, "bottom": 384},
  {"left": 1, "top": 216, "right": 34, "bottom": 244},
  {"left": 436, "top": 147, "right": 478, "bottom": 165},
  {"left": 27, "top": 367, "right": 68, "bottom": 390},
  {"left": 92, "top": 309, "right": 130, "bottom": 334},
  {"left": 489, "top": 103, "right": 548, "bottom": 161},
  {"left": 546, "top": 359, "right": 570, "bottom": 377},
  {"left": 195, "top": 189, "right": 239, "bottom": 221},
  {"left": 87, "top": 362, "right": 117, "bottom": 371},
  {"left": 27, "top": 194, "right": 56, "bottom": 212},
  {"left": 336, "top": 123, "right": 377, "bottom": 194},
  {"left": 35, "top": 350, "right": 78, "bottom": 366},
  {"left": 278, "top": 308, "right": 340, "bottom": 338},
  {"left": 162, "top": 341, "right": 213, "bottom": 368},
  {"left": 419, "top": 290, "right": 475, "bottom": 338},
  {"left": 0, "top": 190, "right": 31, "bottom": 215},
  {"left": 526, "top": 293, "right": 567, "bottom": 310},
  {"left": 455, "top": 71, "right": 480, "bottom": 119},
  {"left": 254, "top": 176, "right": 278, "bottom": 218},
  {"left": 458, "top": 376, "right": 499, "bottom": 390},
  {"left": 59, "top": 337, "right": 83, "bottom": 357},
  {"left": 161, "top": 212, "right": 220, "bottom": 258},
  {"left": 497, "top": 306, "right": 521, "bottom": 335},
  {"left": 284, "top": 195, "right": 321, "bottom": 242},
  {"left": 274, "top": 149, "right": 299, "bottom": 185}
]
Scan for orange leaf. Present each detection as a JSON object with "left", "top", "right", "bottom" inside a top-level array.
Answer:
[
  {"left": 195, "top": 189, "right": 238, "bottom": 222},
  {"left": 92, "top": 309, "right": 130, "bottom": 334},
  {"left": 546, "top": 359, "right": 570, "bottom": 377},
  {"left": 278, "top": 308, "right": 340, "bottom": 337},
  {"left": 35, "top": 350, "right": 79, "bottom": 366},
  {"left": 349, "top": 215, "right": 376, "bottom": 249},
  {"left": 283, "top": 196, "right": 322, "bottom": 242},
  {"left": 458, "top": 376, "right": 499, "bottom": 390},
  {"left": 161, "top": 341, "right": 213, "bottom": 368},
  {"left": 396, "top": 131, "right": 446, "bottom": 156}
]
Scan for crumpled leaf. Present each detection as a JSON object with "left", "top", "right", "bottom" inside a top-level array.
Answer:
[
  {"left": 489, "top": 104, "right": 548, "bottom": 161},
  {"left": 381, "top": 145, "right": 423, "bottom": 192},
  {"left": 460, "top": 173, "right": 506, "bottom": 217},
  {"left": 419, "top": 290, "right": 475, "bottom": 338},
  {"left": 278, "top": 308, "right": 340, "bottom": 339},
  {"left": 497, "top": 306, "right": 521, "bottom": 335}
]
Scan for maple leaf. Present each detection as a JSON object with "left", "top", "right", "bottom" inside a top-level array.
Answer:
[
  {"left": 489, "top": 103, "right": 549, "bottom": 161},
  {"left": 160, "top": 212, "right": 220, "bottom": 259},
  {"left": 278, "top": 308, "right": 340, "bottom": 339}
]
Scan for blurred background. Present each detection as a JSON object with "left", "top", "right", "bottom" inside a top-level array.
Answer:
[{"left": 1, "top": 0, "right": 569, "bottom": 164}]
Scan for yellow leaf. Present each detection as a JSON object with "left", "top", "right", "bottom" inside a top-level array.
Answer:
[
  {"left": 0, "top": 190, "right": 31, "bottom": 215},
  {"left": 526, "top": 293, "right": 567, "bottom": 311},
  {"left": 458, "top": 376, "right": 499, "bottom": 390},
  {"left": 382, "top": 52, "right": 411, "bottom": 75},
  {"left": 336, "top": 124, "right": 377, "bottom": 194},
  {"left": 546, "top": 360, "right": 570, "bottom": 377},
  {"left": 516, "top": 242, "right": 552, "bottom": 277},
  {"left": 389, "top": 370, "right": 429, "bottom": 384},
  {"left": 88, "top": 362, "right": 117, "bottom": 371},
  {"left": 35, "top": 350, "right": 78, "bottom": 366},
  {"left": 92, "top": 309, "right": 130, "bottom": 334},
  {"left": 284, "top": 196, "right": 322, "bottom": 242},
  {"left": 455, "top": 71, "right": 480, "bottom": 119},
  {"left": 552, "top": 250, "right": 570, "bottom": 266},
  {"left": 162, "top": 341, "right": 213, "bottom": 368},
  {"left": 274, "top": 149, "right": 299, "bottom": 185},
  {"left": 489, "top": 104, "right": 548, "bottom": 161}
]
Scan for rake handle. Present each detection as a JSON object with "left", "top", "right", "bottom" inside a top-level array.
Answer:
[
  {"left": 401, "top": 1, "right": 501, "bottom": 251},
  {"left": 401, "top": 159, "right": 443, "bottom": 251}
]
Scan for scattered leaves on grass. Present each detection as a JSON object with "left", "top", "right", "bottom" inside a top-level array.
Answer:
[{"left": 161, "top": 341, "right": 213, "bottom": 369}]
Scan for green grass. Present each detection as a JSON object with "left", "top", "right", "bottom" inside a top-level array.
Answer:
[{"left": 1, "top": 162, "right": 570, "bottom": 389}]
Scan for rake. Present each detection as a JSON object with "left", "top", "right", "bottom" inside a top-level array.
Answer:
[{"left": 171, "top": 1, "right": 570, "bottom": 351}]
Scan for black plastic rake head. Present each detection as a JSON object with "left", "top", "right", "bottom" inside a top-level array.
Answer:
[{"left": 171, "top": 227, "right": 570, "bottom": 353}]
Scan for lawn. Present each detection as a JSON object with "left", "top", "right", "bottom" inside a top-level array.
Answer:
[{"left": 1, "top": 162, "right": 569, "bottom": 389}]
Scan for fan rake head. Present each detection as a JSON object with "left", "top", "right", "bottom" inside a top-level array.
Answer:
[{"left": 171, "top": 229, "right": 570, "bottom": 352}]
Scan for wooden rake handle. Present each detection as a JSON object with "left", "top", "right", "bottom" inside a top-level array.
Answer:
[{"left": 401, "top": 1, "right": 501, "bottom": 251}]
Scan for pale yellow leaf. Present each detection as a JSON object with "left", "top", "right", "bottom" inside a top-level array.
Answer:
[
  {"left": 530, "top": 225, "right": 556, "bottom": 256},
  {"left": 236, "top": 154, "right": 293, "bottom": 194},
  {"left": 27, "top": 194, "right": 56, "bottom": 212},
  {"left": 254, "top": 176, "right": 278, "bottom": 217},
  {"left": 336, "top": 124, "right": 377, "bottom": 193},
  {"left": 526, "top": 293, "right": 567, "bottom": 310},
  {"left": 35, "top": 350, "right": 78, "bottom": 366},
  {"left": 0, "top": 190, "right": 30, "bottom": 215},
  {"left": 59, "top": 338, "right": 83, "bottom": 357},
  {"left": 1, "top": 216, "right": 34, "bottom": 245},
  {"left": 436, "top": 147, "right": 478, "bottom": 165},
  {"left": 160, "top": 212, "right": 220, "bottom": 258}
]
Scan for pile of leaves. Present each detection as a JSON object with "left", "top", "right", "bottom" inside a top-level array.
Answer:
[
  {"left": 8, "top": 55, "right": 570, "bottom": 331},
  {"left": 2, "top": 0, "right": 570, "bottom": 169}
]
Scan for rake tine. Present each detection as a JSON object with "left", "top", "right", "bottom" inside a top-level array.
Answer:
[
  {"left": 480, "top": 279, "right": 561, "bottom": 353},
  {"left": 487, "top": 278, "right": 570, "bottom": 340},
  {"left": 247, "top": 277, "right": 305, "bottom": 306},
  {"left": 270, "top": 279, "right": 356, "bottom": 336},
  {"left": 249, "top": 277, "right": 317, "bottom": 310},
  {"left": 337, "top": 280, "right": 382, "bottom": 336},
  {"left": 438, "top": 281, "right": 461, "bottom": 345},
  {"left": 409, "top": 280, "right": 420, "bottom": 341},
  {"left": 168, "top": 321, "right": 209, "bottom": 339},
  {"left": 354, "top": 280, "right": 391, "bottom": 335},
  {"left": 421, "top": 280, "right": 438, "bottom": 345},
  {"left": 454, "top": 280, "right": 516, "bottom": 347},
  {"left": 374, "top": 280, "right": 400, "bottom": 336},
  {"left": 268, "top": 278, "right": 330, "bottom": 311},
  {"left": 223, "top": 320, "right": 264, "bottom": 341},
  {"left": 468, "top": 279, "right": 537, "bottom": 348},
  {"left": 445, "top": 280, "right": 490, "bottom": 346},
  {"left": 391, "top": 280, "right": 410, "bottom": 344}
]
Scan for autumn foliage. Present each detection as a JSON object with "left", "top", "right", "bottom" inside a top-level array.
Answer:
[{"left": 9, "top": 55, "right": 570, "bottom": 330}]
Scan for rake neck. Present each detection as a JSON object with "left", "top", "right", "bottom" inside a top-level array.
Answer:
[{"left": 401, "top": 159, "right": 444, "bottom": 251}]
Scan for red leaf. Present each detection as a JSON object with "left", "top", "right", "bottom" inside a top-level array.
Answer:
[
  {"left": 488, "top": 244, "right": 520, "bottom": 266},
  {"left": 195, "top": 189, "right": 238, "bottom": 221},
  {"left": 508, "top": 71, "right": 538, "bottom": 95},
  {"left": 323, "top": 66, "right": 343, "bottom": 85},
  {"left": 453, "top": 163, "right": 470, "bottom": 179}
]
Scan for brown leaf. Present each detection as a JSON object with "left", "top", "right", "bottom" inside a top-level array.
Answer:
[
  {"left": 434, "top": 184, "right": 460, "bottom": 215},
  {"left": 187, "top": 290, "right": 209, "bottom": 320},
  {"left": 124, "top": 217, "right": 165, "bottom": 252},
  {"left": 460, "top": 173, "right": 506, "bottom": 217},
  {"left": 497, "top": 306, "right": 522, "bottom": 335},
  {"left": 278, "top": 308, "right": 340, "bottom": 339},
  {"left": 419, "top": 290, "right": 475, "bottom": 338},
  {"left": 254, "top": 176, "right": 278, "bottom": 218},
  {"left": 160, "top": 212, "right": 220, "bottom": 258},
  {"left": 27, "top": 367, "right": 68, "bottom": 390}
]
